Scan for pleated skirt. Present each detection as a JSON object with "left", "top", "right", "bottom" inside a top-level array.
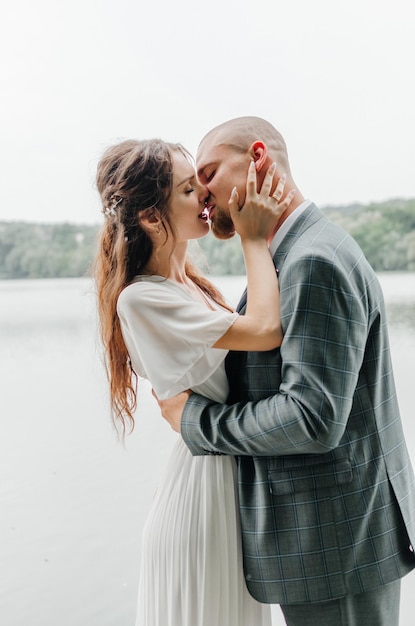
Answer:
[{"left": 135, "top": 437, "right": 271, "bottom": 626}]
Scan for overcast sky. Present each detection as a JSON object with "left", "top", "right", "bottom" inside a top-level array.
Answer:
[{"left": 1, "top": 0, "right": 414, "bottom": 224}]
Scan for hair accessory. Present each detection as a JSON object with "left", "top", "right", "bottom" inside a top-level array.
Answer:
[{"left": 103, "top": 196, "right": 123, "bottom": 218}]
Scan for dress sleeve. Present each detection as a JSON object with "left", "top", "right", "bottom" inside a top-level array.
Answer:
[{"left": 117, "top": 281, "right": 238, "bottom": 399}]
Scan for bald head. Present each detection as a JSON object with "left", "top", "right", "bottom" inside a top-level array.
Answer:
[{"left": 199, "top": 116, "right": 291, "bottom": 174}]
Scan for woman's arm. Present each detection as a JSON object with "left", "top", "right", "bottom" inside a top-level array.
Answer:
[
  {"left": 213, "top": 162, "right": 294, "bottom": 352},
  {"left": 165, "top": 254, "right": 367, "bottom": 455}
]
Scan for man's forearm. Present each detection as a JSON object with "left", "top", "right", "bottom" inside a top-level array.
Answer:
[{"left": 181, "top": 391, "right": 344, "bottom": 457}]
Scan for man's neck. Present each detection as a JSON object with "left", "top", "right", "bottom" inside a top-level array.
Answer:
[
  {"left": 267, "top": 190, "right": 305, "bottom": 245},
  {"left": 269, "top": 199, "right": 312, "bottom": 255}
]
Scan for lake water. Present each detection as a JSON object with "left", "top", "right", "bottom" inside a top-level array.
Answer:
[{"left": 1, "top": 274, "right": 414, "bottom": 626}]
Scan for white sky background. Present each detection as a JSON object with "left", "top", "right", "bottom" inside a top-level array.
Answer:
[{"left": 0, "top": 0, "right": 414, "bottom": 224}]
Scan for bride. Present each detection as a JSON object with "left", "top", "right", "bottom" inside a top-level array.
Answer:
[{"left": 93, "top": 138, "right": 293, "bottom": 625}]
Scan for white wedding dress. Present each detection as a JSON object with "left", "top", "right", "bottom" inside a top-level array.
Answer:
[{"left": 117, "top": 276, "right": 271, "bottom": 626}]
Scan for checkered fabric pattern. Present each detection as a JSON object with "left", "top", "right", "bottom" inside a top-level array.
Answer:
[{"left": 182, "top": 204, "right": 415, "bottom": 604}]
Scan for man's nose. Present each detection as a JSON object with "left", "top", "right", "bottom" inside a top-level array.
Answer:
[{"left": 198, "top": 183, "right": 209, "bottom": 203}]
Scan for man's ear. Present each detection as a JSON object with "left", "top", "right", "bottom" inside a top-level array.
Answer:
[
  {"left": 248, "top": 141, "right": 268, "bottom": 172},
  {"left": 139, "top": 208, "right": 162, "bottom": 234}
]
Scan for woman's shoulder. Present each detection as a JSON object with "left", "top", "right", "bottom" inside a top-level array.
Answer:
[
  {"left": 117, "top": 275, "right": 186, "bottom": 316},
  {"left": 118, "top": 275, "right": 161, "bottom": 310},
  {"left": 120, "top": 275, "right": 167, "bottom": 297}
]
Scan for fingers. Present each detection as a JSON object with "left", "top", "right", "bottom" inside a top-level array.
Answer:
[
  {"left": 247, "top": 161, "right": 277, "bottom": 200},
  {"left": 229, "top": 160, "right": 294, "bottom": 221},
  {"left": 245, "top": 160, "right": 257, "bottom": 200},
  {"left": 259, "top": 162, "right": 277, "bottom": 198},
  {"left": 267, "top": 168, "right": 295, "bottom": 211},
  {"left": 277, "top": 188, "right": 296, "bottom": 210},
  {"left": 271, "top": 172, "right": 287, "bottom": 202},
  {"left": 228, "top": 186, "right": 240, "bottom": 218}
]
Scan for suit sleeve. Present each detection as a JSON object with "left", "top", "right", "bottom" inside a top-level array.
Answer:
[{"left": 181, "top": 253, "right": 371, "bottom": 456}]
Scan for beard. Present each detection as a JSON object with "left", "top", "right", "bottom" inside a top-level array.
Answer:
[{"left": 210, "top": 206, "right": 236, "bottom": 240}]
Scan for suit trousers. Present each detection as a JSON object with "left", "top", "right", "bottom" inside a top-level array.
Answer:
[{"left": 279, "top": 579, "right": 401, "bottom": 626}]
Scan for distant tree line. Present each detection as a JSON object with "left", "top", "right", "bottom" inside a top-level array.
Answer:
[
  {"left": 198, "top": 198, "right": 415, "bottom": 275},
  {"left": 0, "top": 222, "right": 98, "bottom": 279},
  {"left": 0, "top": 198, "right": 414, "bottom": 280}
]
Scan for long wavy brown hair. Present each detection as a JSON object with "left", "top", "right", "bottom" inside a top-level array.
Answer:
[{"left": 94, "top": 138, "right": 231, "bottom": 435}]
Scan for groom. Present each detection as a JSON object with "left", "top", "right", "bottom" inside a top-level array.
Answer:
[{"left": 158, "top": 117, "right": 415, "bottom": 625}]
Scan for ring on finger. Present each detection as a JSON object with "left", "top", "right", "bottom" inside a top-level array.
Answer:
[{"left": 272, "top": 193, "right": 281, "bottom": 202}]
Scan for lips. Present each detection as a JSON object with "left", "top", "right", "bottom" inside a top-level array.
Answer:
[
  {"left": 203, "top": 203, "right": 215, "bottom": 221},
  {"left": 199, "top": 209, "right": 209, "bottom": 221}
]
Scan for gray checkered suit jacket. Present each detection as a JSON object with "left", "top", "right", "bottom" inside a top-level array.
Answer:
[{"left": 182, "top": 204, "right": 415, "bottom": 604}]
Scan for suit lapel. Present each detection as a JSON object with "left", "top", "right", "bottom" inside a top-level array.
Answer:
[
  {"left": 236, "top": 204, "right": 321, "bottom": 314},
  {"left": 227, "top": 204, "right": 324, "bottom": 398},
  {"left": 271, "top": 203, "right": 322, "bottom": 271}
]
